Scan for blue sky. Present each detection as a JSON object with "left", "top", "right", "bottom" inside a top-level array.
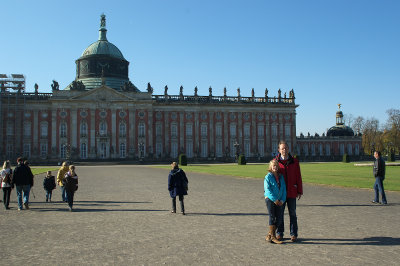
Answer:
[{"left": 1, "top": 0, "right": 399, "bottom": 135}]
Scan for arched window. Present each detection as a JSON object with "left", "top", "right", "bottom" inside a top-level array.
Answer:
[
  {"left": 81, "top": 143, "right": 87, "bottom": 159},
  {"left": 119, "top": 122, "right": 126, "bottom": 137},
  {"left": 80, "top": 122, "right": 88, "bottom": 137},
  {"left": 24, "top": 122, "right": 31, "bottom": 136},
  {"left": 40, "top": 122, "right": 48, "bottom": 138},
  {"left": 7, "top": 121, "right": 13, "bottom": 136},
  {"left": 244, "top": 124, "right": 250, "bottom": 137},
  {"left": 60, "top": 122, "right": 67, "bottom": 138},
  {"left": 99, "top": 122, "right": 107, "bottom": 136},
  {"left": 120, "top": 143, "right": 126, "bottom": 158},
  {"left": 139, "top": 123, "right": 145, "bottom": 137}
]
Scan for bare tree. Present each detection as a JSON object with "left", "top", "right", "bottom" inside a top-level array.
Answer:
[
  {"left": 362, "top": 118, "right": 382, "bottom": 155},
  {"left": 344, "top": 113, "right": 354, "bottom": 128},
  {"left": 352, "top": 116, "right": 365, "bottom": 135},
  {"left": 384, "top": 108, "right": 400, "bottom": 154}
]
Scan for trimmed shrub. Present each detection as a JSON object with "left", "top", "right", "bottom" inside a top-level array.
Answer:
[
  {"left": 238, "top": 154, "right": 246, "bottom": 165},
  {"left": 342, "top": 153, "right": 350, "bottom": 163},
  {"left": 388, "top": 152, "right": 395, "bottom": 162},
  {"left": 179, "top": 154, "right": 187, "bottom": 166}
]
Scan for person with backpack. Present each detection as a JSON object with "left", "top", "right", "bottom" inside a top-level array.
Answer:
[
  {"left": 1, "top": 160, "right": 13, "bottom": 210},
  {"left": 63, "top": 165, "right": 78, "bottom": 211},
  {"left": 168, "top": 162, "right": 188, "bottom": 215},
  {"left": 43, "top": 171, "right": 56, "bottom": 202}
]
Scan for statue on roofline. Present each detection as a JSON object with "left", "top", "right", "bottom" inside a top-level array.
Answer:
[
  {"left": 51, "top": 80, "right": 59, "bottom": 91},
  {"left": 147, "top": 82, "right": 153, "bottom": 94}
]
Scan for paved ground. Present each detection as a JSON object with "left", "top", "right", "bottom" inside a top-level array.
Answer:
[{"left": 1, "top": 165, "right": 399, "bottom": 265}]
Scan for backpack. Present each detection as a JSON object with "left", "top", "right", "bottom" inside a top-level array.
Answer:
[{"left": 3, "top": 170, "right": 12, "bottom": 184}]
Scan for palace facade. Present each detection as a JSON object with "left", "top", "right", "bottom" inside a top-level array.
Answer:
[
  {"left": 0, "top": 15, "right": 298, "bottom": 163},
  {"left": 295, "top": 106, "right": 363, "bottom": 161}
]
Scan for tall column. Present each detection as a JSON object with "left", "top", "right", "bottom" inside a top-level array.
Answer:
[
  {"left": 147, "top": 110, "right": 153, "bottom": 155},
  {"left": 179, "top": 112, "right": 184, "bottom": 153},
  {"left": 90, "top": 108, "right": 96, "bottom": 158},
  {"left": 129, "top": 108, "right": 135, "bottom": 158},
  {"left": 33, "top": 109, "right": 39, "bottom": 157},
  {"left": 223, "top": 112, "right": 228, "bottom": 152},
  {"left": 194, "top": 112, "right": 199, "bottom": 156},
  {"left": 71, "top": 109, "right": 78, "bottom": 149},
  {"left": 164, "top": 111, "right": 169, "bottom": 156},
  {"left": 209, "top": 111, "right": 214, "bottom": 155},
  {"left": 111, "top": 109, "right": 117, "bottom": 159},
  {"left": 51, "top": 108, "right": 57, "bottom": 158},
  {"left": 251, "top": 112, "right": 256, "bottom": 155}
]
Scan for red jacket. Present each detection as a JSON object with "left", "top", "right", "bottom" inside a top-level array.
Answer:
[{"left": 275, "top": 153, "right": 303, "bottom": 198}]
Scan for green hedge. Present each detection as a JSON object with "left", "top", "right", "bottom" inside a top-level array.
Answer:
[
  {"left": 342, "top": 153, "right": 350, "bottom": 163},
  {"left": 238, "top": 154, "right": 246, "bottom": 165},
  {"left": 179, "top": 154, "right": 187, "bottom": 166}
]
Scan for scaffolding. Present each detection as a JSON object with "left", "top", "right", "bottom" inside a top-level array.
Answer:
[{"left": 0, "top": 74, "right": 26, "bottom": 161}]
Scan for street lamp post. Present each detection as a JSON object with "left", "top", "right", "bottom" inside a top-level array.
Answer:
[{"left": 234, "top": 141, "right": 240, "bottom": 161}]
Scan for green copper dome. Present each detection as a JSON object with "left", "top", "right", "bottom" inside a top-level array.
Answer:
[{"left": 80, "top": 14, "right": 125, "bottom": 60}]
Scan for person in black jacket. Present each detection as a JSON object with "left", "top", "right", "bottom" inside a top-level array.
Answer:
[
  {"left": 168, "top": 162, "right": 188, "bottom": 215},
  {"left": 372, "top": 151, "right": 387, "bottom": 205},
  {"left": 43, "top": 171, "right": 56, "bottom": 202},
  {"left": 12, "top": 157, "right": 34, "bottom": 210}
]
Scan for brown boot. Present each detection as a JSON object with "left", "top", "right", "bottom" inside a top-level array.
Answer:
[
  {"left": 270, "top": 225, "right": 283, "bottom": 244},
  {"left": 265, "top": 226, "right": 272, "bottom": 242}
]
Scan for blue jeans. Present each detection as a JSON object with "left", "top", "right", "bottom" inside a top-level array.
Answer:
[
  {"left": 45, "top": 190, "right": 53, "bottom": 201},
  {"left": 374, "top": 177, "right": 387, "bottom": 204},
  {"left": 265, "top": 198, "right": 284, "bottom": 226},
  {"left": 16, "top": 184, "right": 31, "bottom": 209},
  {"left": 277, "top": 197, "right": 298, "bottom": 237},
  {"left": 60, "top": 186, "right": 68, "bottom": 202}
]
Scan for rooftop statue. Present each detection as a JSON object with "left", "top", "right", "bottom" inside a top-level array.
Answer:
[
  {"left": 100, "top": 14, "right": 106, "bottom": 28},
  {"left": 51, "top": 80, "right": 59, "bottom": 91}
]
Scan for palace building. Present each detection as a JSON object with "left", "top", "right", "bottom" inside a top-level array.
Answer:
[
  {"left": 295, "top": 105, "right": 363, "bottom": 161},
  {"left": 0, "top": 15, "right": 298, "bottom": 163}
]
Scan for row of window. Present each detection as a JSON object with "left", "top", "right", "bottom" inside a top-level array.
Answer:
[
  {"left": 298, "top": 143, "right": 360, "bottom": 156},
  {"left": 8, "top": 121, "right": 291, "bottom": 139}
]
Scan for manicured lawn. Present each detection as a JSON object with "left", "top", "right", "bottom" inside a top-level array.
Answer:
[
  {"left": 154, "top": 163, "right": 400, "bottom": 191},
  {"left": 31, "top": 167, "right": 59, "bottom": 176}
]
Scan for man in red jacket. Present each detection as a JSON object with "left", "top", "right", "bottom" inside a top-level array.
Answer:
[{"left": 275, "top": 140, "right": 303, "bottom": 242}]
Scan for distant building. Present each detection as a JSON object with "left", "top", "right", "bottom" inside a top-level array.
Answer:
[
  {"left": 0, "top": 15, "right": 298, "bottom": 163},
  {"left": 296, "top": 105, "right": 363, "bottom": 161}
]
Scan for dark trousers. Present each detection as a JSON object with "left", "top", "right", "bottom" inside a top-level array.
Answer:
[
  {"left": 265, "top": 198, "right": 284, "bottom": 226},
  {"left": 45, "top": 189, "right": 53, "bottom": 201},
  {"left": 66, "top": 190, "right": 75, "bottom": 208},
  {"left": 172, "top": 195, "right": 184, "bottom": 212},
  {"left": 277, "top": 197, "right": 298, "bottom": 237},
  {"left": 3, "top": 187, "right": 12, "bottom": 208},
  {"left": 374, "top": 177, "right": 387, "bottom": 204}
]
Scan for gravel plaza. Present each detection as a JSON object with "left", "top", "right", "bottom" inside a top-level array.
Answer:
[{"left": 1, "top": 165, "right": 399, "bottom": 265}]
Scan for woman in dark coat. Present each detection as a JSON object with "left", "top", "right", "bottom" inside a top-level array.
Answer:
[
  {"left": 63, "top": 165, "right": 78, "bottom": 212},
  {"left": 168, "top": 162, "right": 188, "bottom": 215}
]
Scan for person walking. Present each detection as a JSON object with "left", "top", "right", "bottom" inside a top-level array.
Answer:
[
  {"left": 264, "top": 159, "right": 286, "bottom": 244},
  {"left": 43, "top": 171, "right": 56, "bottom": 202},
  {"left": 12, "top": 157, "right": 34, "bottom": 210},
  {"left": 275, "top": 140, "right": 303, "bottom": 242},
  {"left": 372, "top": 151, "right": 387, "bottom": 205},
  {"left": 168, "top": 162, "right": 188, "bottom": 215},
  {"left": 57, "top": 162, "right": 69, "bottom": 202},
  {"left": 1, "top": 160, "right": 13, "bottom": 210},
  {"left": 63, "top": 165, "right": 78, "bottom": 211}
]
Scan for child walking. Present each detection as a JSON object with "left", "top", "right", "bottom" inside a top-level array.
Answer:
[
  {"left": 43, "top": 171, "right": 56, "bottom": 202},
  {"left": 264, "top": 159, "right": 286, "bottom": 244}
]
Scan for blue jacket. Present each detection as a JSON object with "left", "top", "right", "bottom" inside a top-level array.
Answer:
[
  {"left": 264, "top": 172, "right": 286, "bottom": 203},
  {"left": 168, "top": 168, "right": 188, "bottom": 198}
]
